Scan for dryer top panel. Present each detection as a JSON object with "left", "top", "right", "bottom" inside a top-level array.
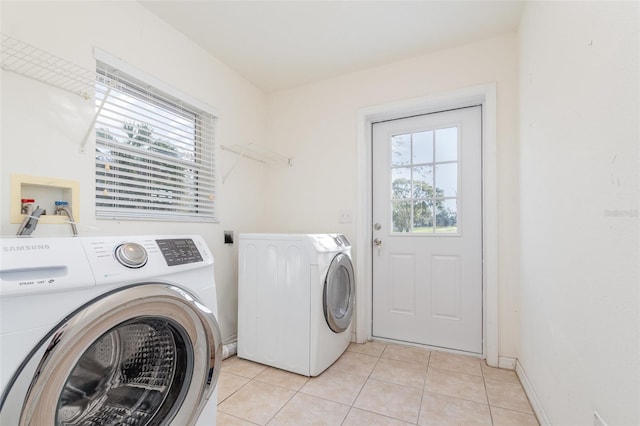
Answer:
[{"left": 239, "top": 233, "right": 350, "bottom": 252}]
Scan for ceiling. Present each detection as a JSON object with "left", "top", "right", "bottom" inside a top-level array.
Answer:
[{"left": 140, "top": 1, "right": 525, "bottom": 93}]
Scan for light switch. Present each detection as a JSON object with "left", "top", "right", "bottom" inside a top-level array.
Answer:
[{"left": 338, "top": 209, "right": 353, "bottom": 223}]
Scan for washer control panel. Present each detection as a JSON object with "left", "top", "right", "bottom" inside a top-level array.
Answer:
[
  {"left": 82, "top": 235, "right": 213, "bottom": 286},
  {"left": 0, "top": 235, "right": 214, "bottom": 294},
  {"left": 157, "top": 238, "right": 203, "bottom": 266}
]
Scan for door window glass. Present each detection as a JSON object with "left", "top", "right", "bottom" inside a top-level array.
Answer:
[
  {"left": 412, "top": 130, "right": 434, "bottom": 164},
  {"left": 390, "top": 126, "right": 459, "bottom": 234},
  {"left": 391, "top": 134, "right": 411, "bottom": 166},
  {"left": 436, "top": 198, "right": 458, "bottom": 234},
  {"left": 435, "top": 163, "right": 457, "bottom": 197},
  {"left": 435, "top": 127, "right": 458, "bottom": 162}
]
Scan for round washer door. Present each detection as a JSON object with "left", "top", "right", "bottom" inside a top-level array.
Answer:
[
  {"left": 8, "top": 284, "right": 221, "bottom": 426},
  {"left": 323, "top": 253, "right": 355, "bottom": 333}
]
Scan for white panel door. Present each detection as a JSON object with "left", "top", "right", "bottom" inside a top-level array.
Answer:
[{"left": 372, "top": 106, "right": 482, "bottom": 353}]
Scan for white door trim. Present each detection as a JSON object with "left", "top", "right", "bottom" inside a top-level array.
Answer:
[{"left": 355, "top": 83, "right": 499, "bottom": 366}]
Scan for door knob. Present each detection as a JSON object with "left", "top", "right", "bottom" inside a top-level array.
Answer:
[{"left": 373, "top": 238, "right": 382, "bottom": 247}]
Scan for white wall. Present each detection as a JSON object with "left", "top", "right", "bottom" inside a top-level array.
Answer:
[
  {"left": 518, "top": 2, "right": 639, "bottom": 424},
  {"left": 265, "top": 34, "right": 521, "bottom": 358},
  {"left": 0, "top": 1, "right": 269, "bottom": 342}
]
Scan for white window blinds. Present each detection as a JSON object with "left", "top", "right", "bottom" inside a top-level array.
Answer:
[{"left": 95, "top": 61, "right": 217, "bottom": 222}]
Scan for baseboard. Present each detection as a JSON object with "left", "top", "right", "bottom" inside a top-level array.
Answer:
[
  {"left": 516, "top": 359, "right": 551, "bottom": 426},
  {"left": 498, "top": 356, "right": 516, "bottom": 370}
]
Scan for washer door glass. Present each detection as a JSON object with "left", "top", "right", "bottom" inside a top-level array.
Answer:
[
  {"left": 57, "top": 318, "right": 191, "bottom": 426},
  {"left": 6, "top": 284, "right": 222, "bottom": 426},
  {"left": 323, "top": 253, "right": 355, "bottom": 333}
]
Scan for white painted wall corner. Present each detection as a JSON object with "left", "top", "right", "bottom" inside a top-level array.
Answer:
[
  {"left": 498, "top": 356, "right": 516, "bottom": 370},
  {"left": 516, "top": 359, "right": 551, "bottom": 426}
]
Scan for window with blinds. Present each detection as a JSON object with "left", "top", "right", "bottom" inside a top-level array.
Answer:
[{"left": 95, "top": 62, "right": 217, "bottom": 222}]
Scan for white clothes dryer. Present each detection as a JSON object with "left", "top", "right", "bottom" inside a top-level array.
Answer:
[
  {"left": 238, "top": 233, "right": 354, "bottom": 377},
  {"left": 0, "top": 235, "right": 222, "bottom": 426}
]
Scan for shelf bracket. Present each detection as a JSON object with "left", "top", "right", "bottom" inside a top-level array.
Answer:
[
  {"left": 80, "top": 87, "right": 110, "bottom": 153},
  {"left": 222, "top": 144, "right": 253, "bottom": 184}
]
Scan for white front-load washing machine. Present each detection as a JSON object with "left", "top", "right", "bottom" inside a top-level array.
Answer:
[
  {"left": 0, "top": 235, "right": 222, "bottom": 426},
  {"left": 237, "top": 233, "right": 354, "bottom": 377}
]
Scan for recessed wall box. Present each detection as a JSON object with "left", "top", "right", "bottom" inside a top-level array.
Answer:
[{"left": 11, "top": 174, "right": 79, "bottom": 226}]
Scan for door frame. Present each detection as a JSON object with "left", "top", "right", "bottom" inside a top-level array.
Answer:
[{"left": 355, "top": 83, "right": 499, "bottom": 366}]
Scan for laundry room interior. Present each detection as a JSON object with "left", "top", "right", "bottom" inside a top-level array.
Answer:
[{"left": 0, "top": 1, "right": 638, "bottom": 425}]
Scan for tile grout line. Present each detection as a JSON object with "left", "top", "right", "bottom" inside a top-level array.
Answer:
[
  {"left": 414, "top": 350, "right": 433, "bottom": 426},
  {"left": 339, "top": 347, "right": 384, "bottom": 425},
  {"left": 361, "top": 345, "right": 430, "bottom": 425},
  {"left": 216, "top": 370, "right": 253, "bottom": 406},
  {"left": 256, "top": 349, "right": 379, "bottom": 426},
  {"left": 481, "top": 360, "right": 496, "bottom": 426},
  {"left": 423, "top": 353, "right": 499, "bottom": 424},
  {"left": 263, "top": 381, "right": 298, "bottom": 426},
  {"left": 482, "top": 364, "right": 541, "bottom": 421},
  {"left": 222, "top": 410, "right": 262, "bottom": 426}
]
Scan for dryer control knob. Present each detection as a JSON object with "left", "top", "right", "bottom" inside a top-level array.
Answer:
[{"left": 115, "top": 242, "right": 148, "bottom": 268}]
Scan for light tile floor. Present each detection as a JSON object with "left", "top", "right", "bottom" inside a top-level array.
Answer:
[{"left": 217, "top": 341, "right": 539, "bottom": 425}]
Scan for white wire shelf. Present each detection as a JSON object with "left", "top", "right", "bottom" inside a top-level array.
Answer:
[
  {"left": 221, "top": 143, "right": 292, "bottom": 165},
  {"left": 1, "top": 33, "right": 95, "bottom": 99},
  {"left": 2, "top": 33, "right": 112, "bottom": 152},
  {"left": 220, "top": 143, "right": 293, "bottom": 183},
  {"left": 1, "top": 33, "right": 293, "bottom": 173}
]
